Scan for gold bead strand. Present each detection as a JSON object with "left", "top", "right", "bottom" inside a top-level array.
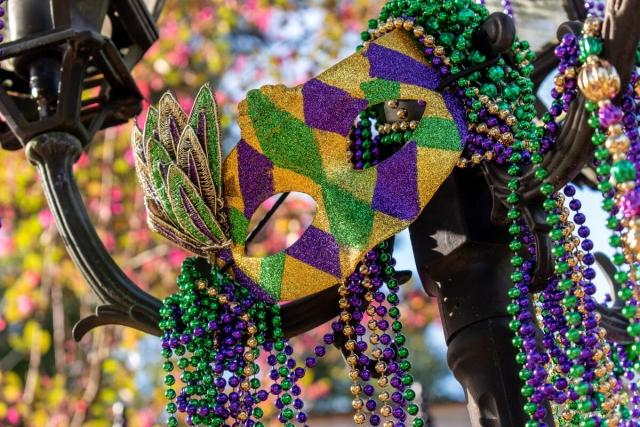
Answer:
[{"left": 340, "top": 282, "right": 366, "bottom": 425}]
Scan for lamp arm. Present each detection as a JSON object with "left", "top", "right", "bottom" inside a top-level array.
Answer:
[{"left": 25, "top": 131, "right": 163, "bottom": 339}]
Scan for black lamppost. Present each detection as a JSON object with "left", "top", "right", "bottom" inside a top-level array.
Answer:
[{"left": 1, "top": 0, "right": 166, "bottom": 337}]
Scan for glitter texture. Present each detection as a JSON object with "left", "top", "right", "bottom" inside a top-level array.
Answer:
[
  {"left": 366, "top": 43, "right": 440, "bottom": 90},
  {"left": 360, "top": 78, "right": 401, "bottom": 105},
  {"left": 412, "top": 117, "right": 462, "bottom": 150},
  {"left": 133, "top": 29, "right": 464, "bottom": 301},
  {"left": 237, "top": 140, "right": 274, "bottom": 217},
  {"left": 285, "top": 225, "right": 342, "bottom": 277},
  {"left": 303, "top": 78, "right": 369, "bottom": 136},
  {"left": 258, "top": 251, "right": 285, "bottom": 299},
  {"left": 372, "top": 142, "right": 420, "bottom": 220},
  {"left": 220, "top": 28, "right": 464, "bottom": 300}
]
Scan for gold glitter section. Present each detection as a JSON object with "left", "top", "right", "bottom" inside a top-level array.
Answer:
[
  {"left": 314, "top": 128, "right": 350, "bottom": 166},
  {"left": 339, "top": 246, "right": 363, "bottom": 278},
  {"left": 270, "top": 166, "right": 331, "bottom": 234},
  {"left": 260, "top": 84, "right": 305, "bottom": 123},
  {"left": 231, "top": 245, "right": 262, "bottom": 281},
  {"left": 368, "top": 212, "right": 409, "bottom": 248},
  {"left": 236, "top": 98, "right": 261, "bottom": 152},
  {"left": 399, "top": 86, "right": 452, "bottom": 120},
  {"left": 222, "top": 149, "right": 245, "bottom": 213},
  {"left": 374, "top": 29, "right": 428, "bottom": 66},
  {"left": 329, "top": 167, "right": 377, "bottom": 205},
  {"left": 314, "top": 129, "right": 377, "bottom": 204},
  {"left": 317, "top": 52, "right": 370, "bottom": 99},
  {"left": 280, "top": 255, "right": 339, "bottom": 301},
  {"left": 417, "top": 147, "right": 460, "bottom": 207}
]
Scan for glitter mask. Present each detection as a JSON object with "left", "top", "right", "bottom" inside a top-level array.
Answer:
[{"left": 134, "top": 29, "right": 466, "bottom": 302}]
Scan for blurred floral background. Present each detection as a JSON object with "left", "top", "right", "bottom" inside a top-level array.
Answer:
[{"left": 0, "top": 0, "right": 579, "bottom": 426}]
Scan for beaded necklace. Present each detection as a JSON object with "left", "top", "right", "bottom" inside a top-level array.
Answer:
[
  {"left": 158, "top": 1, "right": 640, "bottom": 426},
  {"left": 354, "top": 0, "right": 640, "bottom": 425}
]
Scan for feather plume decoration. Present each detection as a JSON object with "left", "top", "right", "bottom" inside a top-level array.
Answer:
[{"left": 131, "top": 84, "right": 229, "bottom": 258}]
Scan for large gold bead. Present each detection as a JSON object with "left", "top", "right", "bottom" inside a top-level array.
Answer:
[
  {"left": 605, "top": 133, "right": 631, "bottom": 155},
  {"left": 349, "top": 369, "right": 360, "bottom": 380},
  {"left": 578, "top": 59, "right": 621, "bottom": 102},
  {"left": 352, "top": 398, "right": 364, "bottom": 410},
  {"left": 354, "top": 413, "right": 366, "bottom": 425},
  {"left": 380, "top": 405, "right": 392, "bottom": 417},
  {"left": 346, "top": 355, "right": 358, "bottom": 366},
  {"left": 583, "top": 16, "right": 602, "bottom": 37},
  {"left": 377, "top": 376, "right": 389, "bottom": 387},
  {"left": 423, "top": 35, "right": 435, "bottom": 46},
  {"left": 607, "top": 416, "right": 621, "bottom": 427},
  {"left": 623, "top": 227, "right": 640, "bottom": 261}
]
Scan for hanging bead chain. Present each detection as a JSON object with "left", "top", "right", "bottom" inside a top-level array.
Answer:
[
  {"left": 358, "top": 1, "right": 640, "bottom": 425},
  {"left": 501, "top": 0, "right": 514, "bottom": 19},
  {"left": 160, "top": 259, "right": 315, "bottom": 427},
  {"left": 308, "top": 240, "right": 424, "bottom": 427},
  {"left": 584, "top": 0, "right": 606, "bottom": 19},
  {"left": 576, "top": 17, "right": 640, "bottom": 362}
]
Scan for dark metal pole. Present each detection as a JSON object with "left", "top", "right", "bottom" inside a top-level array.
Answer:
[{"left": 8, "top": 0, "right": 62, "bottom": 117}]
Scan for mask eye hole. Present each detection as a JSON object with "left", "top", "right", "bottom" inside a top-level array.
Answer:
[
  {"left": 245, "top": 192, "right": 317, "bottom": 257},
  {"left": 349, "top": 100, "right": 426, "bottom": 169}
]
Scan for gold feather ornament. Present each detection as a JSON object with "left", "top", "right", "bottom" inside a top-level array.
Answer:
[{"left": 131, "top": 84, "right": 230, "bottom": 259}]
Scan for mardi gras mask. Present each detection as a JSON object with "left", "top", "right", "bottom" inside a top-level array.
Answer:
[{"left": 133, "top": 28, "right": 466, "bottom": 302}]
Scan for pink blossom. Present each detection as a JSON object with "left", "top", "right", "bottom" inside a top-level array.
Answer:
[
  {"left": 168, "top": 249, "right": 186, "bottom": 267},
  {"left": 101, "top": 232, "right": 116, "bottom": 251},
  {"left": 196, "top": 6, "right": 214, "bottom": 22},
  {"left": 111, "top": 187, "right": 123, "bottom": 202},
  {"left": 160, "top": 19, "right": 178, "bottom": 39},
  {"left": 214, "top": 90, "right": 229, "bottom": 104},
  {"left": 167, "top": 43, "right": 190, "bottom": 68},
  {"left": 111, "top": 202, "right": 123, "bottom": 215},
  {"left": 75, "top": 152, "right": 90, "bottom": 168},
  {"left": 0, "top": 231, "right": 14, "bottom": 256},
  {"left": 6, "top": 407, "right": 20, "bottom": 425},
  {"left": 136, "top": 408, "right": 155, "bottom": 427},
  {"left": 179, "top": 96, "right": 194, "bottom": 113},
  {"left": 17, "top": 294, "right": 36, "bottom": 315},
  {"left": 24, "top": 271, "right": 40, "bottom": 287},
  {"left": 124, "top": 148, "right": 135, "bottom": 166},
  {"left": 38, "top": 208, "right": 54, "bottom": 229}
]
